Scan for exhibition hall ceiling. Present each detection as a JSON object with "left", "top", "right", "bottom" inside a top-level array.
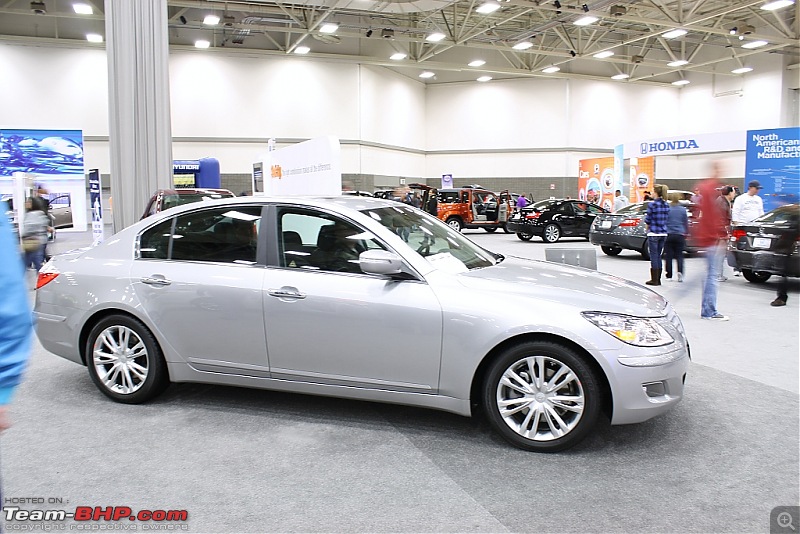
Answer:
[{"left": 0, "top": 0, "right": 797, "bottom": 85}]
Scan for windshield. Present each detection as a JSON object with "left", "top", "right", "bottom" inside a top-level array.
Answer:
[
  {"left": 754, "top": 205, "right": 799, "bottom": 225},
  {"left": 360, "top": 205, "right": 497, "bottom": 272}
]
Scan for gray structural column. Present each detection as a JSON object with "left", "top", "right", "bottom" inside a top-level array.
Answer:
[{"left": 105, "top": 0, "right": 172, "bottom": 230}]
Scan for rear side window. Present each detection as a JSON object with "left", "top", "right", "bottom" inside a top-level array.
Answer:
[{"left": 138, "top": 206, "right": 262, "bottom": 264}]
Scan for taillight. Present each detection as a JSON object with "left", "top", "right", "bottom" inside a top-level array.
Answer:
[
  {"left": 731, "top": 229, "right": 747, "bottom": 240},
  {"left": 619, "top": 217, "right": 641, "bottom": 227},
  {"left": 36, "top": 265, "right": 59, "bottom": 289},
  {"left": 525, "top": 212, "right": 541, "bottom": 220}
]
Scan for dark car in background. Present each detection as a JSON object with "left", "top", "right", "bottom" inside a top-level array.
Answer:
[
  {"left": 728, "top": 203, "right": 800, "bottom": 283},
  {"left": 507, "top": 199, "right": 607, "bottom": 243},
  {"left": 141, "top": 188, "right": 235, "bottom": 219},
  {"left": 590, "top": 202, "right": 701, "bottom": 260}
]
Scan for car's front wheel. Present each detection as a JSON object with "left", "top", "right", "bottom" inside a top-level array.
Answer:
[
  {"left": 482, "top": 341, "right": 601, "bottom": 452},
  {"left": 741, "top": 268, "right": 772, "bottom": 283},
  {"left": 542, "top": 224, "right": 561, "bottom": 243},
  {"left": 484, "top": 227, "right": 498, "bottom": 233},
  {"left": 85, "top": 314, "right": 169, "bottom": 404},
  {"left": 601, "top": 245, "right": 622, "bottom": 256},
  {"left": 517, "top": 231, "right": 533, "bottom": 241}
]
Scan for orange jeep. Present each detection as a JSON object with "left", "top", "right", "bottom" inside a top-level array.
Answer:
[{"left": 410, "top": 184, "right": 514, "bottom": 233}]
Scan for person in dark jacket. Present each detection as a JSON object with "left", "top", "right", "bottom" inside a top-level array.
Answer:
[
  {"left": 644, "top": 184, "right": 670, "bottom": 286},
  {"left": 664, "top": 199, "right": 688, "bottom": 282},
  {"left": 0, "top": 201, "right": 33, "bottom": 433}
]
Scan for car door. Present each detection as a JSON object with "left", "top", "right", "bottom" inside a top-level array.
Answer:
[
  {"left": 262, "top": 206, "right": 443, "bottom": 393},
  {"left": 130, "top": 205, "right": 271, "bottom": 376},
  {"left": 554, "top": 202, "right": 577, "bottom": 235},
  {"left": 581, "top": 203, "right": 604, "bottom": 236}
]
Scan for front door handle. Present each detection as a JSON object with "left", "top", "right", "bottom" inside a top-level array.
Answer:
[
  {"left": 141, "top": 275, "right": 171, "bottom": 286},
  {"left": 268, "top": 287, "right": 306, "bottom": 300}
]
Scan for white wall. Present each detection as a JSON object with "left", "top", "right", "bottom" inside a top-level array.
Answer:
[{"left": 0, "top": 42, "right": 793, "bottom": 184}]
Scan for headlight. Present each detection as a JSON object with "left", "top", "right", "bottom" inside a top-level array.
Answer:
[{"left": 582, "top": 312, "right": 674, "bottom": 347}]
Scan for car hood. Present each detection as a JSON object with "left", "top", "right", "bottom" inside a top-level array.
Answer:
[{"left": 458, "top": 256, "right": 667, "bottom": 316}]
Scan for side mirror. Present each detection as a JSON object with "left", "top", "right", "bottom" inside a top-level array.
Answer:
[{"left": 359, "top": 249, "right": 404, "bottom": 276}]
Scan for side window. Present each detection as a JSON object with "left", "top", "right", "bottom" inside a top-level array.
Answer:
[
  {"left": 586, "top": 204, "right": 603, "bottom": 214},
  {"left": 138, "top": 206, "right": 261, "bottom": 264},
  {"left": 574, "top": 203, "right": 587, "bottom": 215},
  {"left": 557, "top": 203, "right": 573, "bottom": 215},
  {"left": 139, "top": 218, "right": 174, "bottom": 259},
  {"left": 278, "top": 209, "right": 385, "bottom": 273}
]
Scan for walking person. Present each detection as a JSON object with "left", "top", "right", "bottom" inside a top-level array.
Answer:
[
  {"left": 21, "top": 197, "right": 51, "bottom": 273},
  {"left": 715, "top": 186, "right": 735, "bottom": 281},
  {"left": 644, "top": 184, "right": 670, "bottom": 286},
  {"left": 0, "top": 201, "right": 34, "bottom": 502},
  {"left": 770, "top": 213, "right": 799, "bottom": 307},
  {"left": 664, "top": 197, "right": 688, "bottom": 282},
  {"left": 696, "top": 163, "right": 730, "bottom": 320}
]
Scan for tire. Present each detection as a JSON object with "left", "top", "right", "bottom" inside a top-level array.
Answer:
[
  {"left": 503, "top": 223, "right": 512, "bottom": 234},
  {"left": 517, "top": 231, "right": 533, "bottom": 241},
  {"left": 484, "top": 227, "right": 498, "bottom": 233},
  {"left": 601, "top": 246, "right": 622, "bottom": 256},
  {"left": 640, "top": 244, "right": 650, "bottom": 261},
  {"left": 446, "top": 217, "right": 463, "bottom": 232},
  {"left": 741, "top": 268, "right": 772, "bottom": 283},
  {"left": 482, "top": 341, "right": 601, "bottom": 452},
  {"left": 542, "top": 224, "right": 561, "bottom": 243},
  {"left": 85, "top": 314, "right": 169, "bottom": 404}
]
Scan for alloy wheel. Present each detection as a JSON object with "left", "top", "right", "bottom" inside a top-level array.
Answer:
[{"left": 92, "top": 325, "right": 150, "bottom": 395}]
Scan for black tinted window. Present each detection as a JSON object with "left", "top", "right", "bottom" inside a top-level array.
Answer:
[{"left": 139, "top": 206, "right": 262, "bottom": 264}]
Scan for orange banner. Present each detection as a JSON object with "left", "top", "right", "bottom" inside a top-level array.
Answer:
[
  {"left": 629, "top": 157, "right": 655, "bottom": 203},
  {"left": 578, "top": 157, "right": 615, "bottom": 211}
]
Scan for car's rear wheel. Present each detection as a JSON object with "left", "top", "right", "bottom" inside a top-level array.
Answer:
[
  {"left": 503, "top": 223, "right": 512, "bottom": 234},
  {"left": 482, "top": 341, "right": 601, "bottom": 452},
  {"left": 517, "top": 231, "right": 533, "bottom": 241},
  {"left": 86, "top": 314, "right": 169, "bottom": 404},
  {"left": 542, "top": 224, "right": 561, "bottom": 243},
  {"left": 446, "top": 217, "right": 463, "bottom": 232},
  {"left": 601, "top": 245, "right": 622, "bottom": 256},
  {"left": 741, "top": 268, "right": 772, "bottom": 283},
  {"left": 484, "top": 227, "right": 498, "bottom": 233}
]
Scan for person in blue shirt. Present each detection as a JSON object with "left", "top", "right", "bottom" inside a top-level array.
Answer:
[
  {"left": 644, "top": 184, "right": 670, "bottom": 286},
  {"left": 0, "top": 202, "right": 33, "bottom": 433},
  {"left": 664, "top": 198, "right": 688, "bottom": 282}
]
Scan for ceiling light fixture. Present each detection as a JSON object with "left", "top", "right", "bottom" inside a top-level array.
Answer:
[
  {"left": 477, "top": 76, "right": 493, "bottom": 82},
  {"left": 672, "top": 79, "right": 690, "bottom": 86},
  {"left": 742, "top": 40, "right": 768, "bottom": 48},
  {"left": 86, "top": 33, "right": 103, "bottom": 43},
  {"left": 476, "top": 2, "right": 501, "bottom": 14},
  {"left": 295, "top": 46, "right": 310, "bottom": 54},
  {"left": 73, "top": 3, "right": 92, "bottom": 15},
  {"left": 203, "top": 14, "right": 220, "bottom": 25},
  {"left": 469, "top": 60, "right": 486, "bottom": 67},
  {"left": 419, "top": 71, "right": 435, "bottom": 78},
  {"left": 761, "top": 0, "right": 794, "bottom": 9},
  {"left": 194, "top": 39, "right": 210, "bottom": 49},
  {"left": 574, "top": 15, "right": 598, "bottom": 25},
  {"left": 593, "top": 51, "right": 614, "bottom": 58},
  {"left": 731, "top": 67, "right": 753, "bottom": 74},
  {"left": 542, "top": 66, "right": 561, "bottom": 73},
  {"left": 319, "top": 23, "right": 339, "bottom": 34},
  {"left": 662, "top": 29, "right": 687, "bottom": 39},
  {"left": 390, "top": 52, "right": 407, "bottom": 60},
  {"left": 512, "top": 41, "right": 534, "bottom": 50},
  {"left": 668, "top": 59, "right": 689, "bottom": 67},
  {"left": 611, "top": 73, "right": 629, "bottom": 79},
  {"left": 426, "top": 32, "right": 446, "bottom": 42}
]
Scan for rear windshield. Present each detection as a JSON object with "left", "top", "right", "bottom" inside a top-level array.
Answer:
[
  {"left": 531, "top": 199, "right": 559, "bottom": 210},
  {"left": 616, "top": 203, "right": 647, "bottom": 214},
  {"left": 754, "top": 205, "right": 800, "bottom": 225}
]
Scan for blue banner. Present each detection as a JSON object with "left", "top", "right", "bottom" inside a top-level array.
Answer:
[{"left": 745, "top": 127, "right": 800, "bottom": 212}]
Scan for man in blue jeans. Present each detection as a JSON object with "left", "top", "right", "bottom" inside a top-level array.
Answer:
[
  {"left": 695, "top": 164, "right": 730, "bottom": 320},
  {"left": 644, "top": 184, "right": 670, "bottom": 286}
]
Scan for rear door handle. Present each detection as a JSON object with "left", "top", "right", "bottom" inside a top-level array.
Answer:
[
  {"left": 141, "top": 275, "right": 171, "bottom": 286},
  {"left": 268, "top": 287, "right": 306, "bottom": 300}
]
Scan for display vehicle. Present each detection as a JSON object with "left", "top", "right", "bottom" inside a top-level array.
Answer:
[{"left": 728, "top": 203, "right": 800, "bottom": 283}]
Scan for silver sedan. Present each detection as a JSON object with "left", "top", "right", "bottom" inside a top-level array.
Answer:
[{"left": 34, "top": 195, "right": 689, "bottom": 452}]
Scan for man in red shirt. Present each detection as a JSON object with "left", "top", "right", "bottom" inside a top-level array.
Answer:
[{"left": 695, "top": 163, "right": 730, "bottom": 321}]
